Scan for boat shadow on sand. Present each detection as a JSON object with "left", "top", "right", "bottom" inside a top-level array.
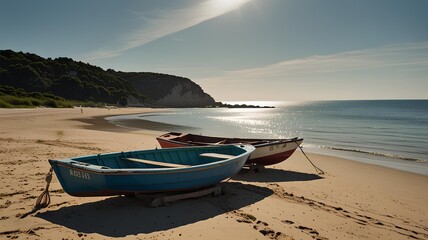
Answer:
[
  {"left": 233, "top": 168, "right": 323, "bottom": 183},
  {"left": 35, "top": 182, "right": 273, "bottom": 237}
]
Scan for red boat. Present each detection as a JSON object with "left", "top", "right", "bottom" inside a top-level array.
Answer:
[{"left": 156, "top": 132, "right": 304, "bottom": 167}]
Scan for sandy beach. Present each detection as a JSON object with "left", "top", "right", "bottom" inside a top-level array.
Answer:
[{"left": 0, "top": 108, "right": 427, "bottom": 240}]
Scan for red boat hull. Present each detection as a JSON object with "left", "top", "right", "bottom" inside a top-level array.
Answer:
[
  {"left": 156, "top": 133, "right": 303, "bottom": 166},
  {"left": 158, "top": 139, "right": 191, "bottom": 148},
  {"left": 246, "top": 149, "right": 298, "bottom": 166}
]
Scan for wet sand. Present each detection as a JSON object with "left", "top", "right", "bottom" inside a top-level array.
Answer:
[{"left": 0, "top": 108, "right": 427, "bottom": 240}]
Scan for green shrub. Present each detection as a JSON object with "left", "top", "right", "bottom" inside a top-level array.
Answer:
[
  {"left": 31, "top": 99, "right": 42, "bottom": 106},
  {"left": 0, "top": 98, "right": 12, "bottom": 108},
  {"left": 44, "top": 99, "right": 59, "bottom": 108},
  {"left": 4, "top": 95, "right": 32, "bottom": 106}
]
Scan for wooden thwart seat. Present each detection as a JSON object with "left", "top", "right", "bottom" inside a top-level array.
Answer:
[
  {"left": 213, "top": 139, "right": 227, "bottom": 145},
  {"left": 199, "top": 153, "right": 235, "bottom": 159},
  {"left": 123, "top": 158, "right": 190, "bottom": 168}
]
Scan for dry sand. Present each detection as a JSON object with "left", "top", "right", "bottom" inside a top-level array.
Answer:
[{"left": 0, "top": 108, "right": 427, "bottom": 240}]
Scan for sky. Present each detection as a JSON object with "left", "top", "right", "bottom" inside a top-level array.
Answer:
[{"left": 1, "top": 0, "right": 427, "bottom": 101}]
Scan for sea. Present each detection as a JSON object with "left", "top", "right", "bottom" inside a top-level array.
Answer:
[{"left": 106, "top": 100, "right": 428, "bottom": 176}]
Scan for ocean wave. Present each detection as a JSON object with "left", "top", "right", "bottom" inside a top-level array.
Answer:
[{"left": 319, "top": 146, "right": 427, "bottom": 163}]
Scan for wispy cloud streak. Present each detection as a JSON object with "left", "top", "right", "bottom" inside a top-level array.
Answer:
[
  {"left": 86, "top": 0, "right": 250, "bottom": 60},
  {"left": 199, "top": 42, "right": 428, "bottom": 83}
]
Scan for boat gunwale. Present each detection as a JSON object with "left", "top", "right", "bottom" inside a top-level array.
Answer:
[
  {"left": 251, "top": 138, "right": 304, "bottom": 148},
  {"left": 157, "top": 133, "right": 304, "bottom": 148},
  {"left": 49, "top": 145, "right": 255, "bottom": 175}
]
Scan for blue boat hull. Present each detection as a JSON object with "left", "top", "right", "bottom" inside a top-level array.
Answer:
[{"left": 49, "top": 145, "right": 254, "bottom": 197}]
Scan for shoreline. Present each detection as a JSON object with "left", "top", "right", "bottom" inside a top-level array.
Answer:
[
  {"left": 304, "top": 145, "right": 428, "bottom": 176},
  {"left": 0, "top": 108, "right": 427, "bottom": 240},
  {"left": 102, "top": 113, "right": 428, "bottom": 176}
]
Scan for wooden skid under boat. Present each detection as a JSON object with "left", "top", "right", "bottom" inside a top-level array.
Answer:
[
  {"left": 157, "top": 132, "right": 304, "bottom": 166},
  {"left": 49, "top": 144, "right": 255, "bottom": 197}
]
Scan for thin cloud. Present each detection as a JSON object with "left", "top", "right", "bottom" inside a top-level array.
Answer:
[
  {"left": 199, "top": 42, "right": 428, "bottom": 83},
  {"left": 85, "top": 0, "right": 250, "bottom": 60}
]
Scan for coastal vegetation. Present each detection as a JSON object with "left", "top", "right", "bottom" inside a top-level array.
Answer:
[
  {"left": 0, "top": 84, "right": 94, "bottom": 108},
  {"left": 0, "top": 50, "right": 215, "bottom": 108}
]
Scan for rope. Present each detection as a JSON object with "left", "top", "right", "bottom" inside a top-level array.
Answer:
[
  {"left": 20, "top": 168, "right": 53, "bottom": 219},
  {"left": 295, "top": 142, "right": 325, "bottom": 175}
]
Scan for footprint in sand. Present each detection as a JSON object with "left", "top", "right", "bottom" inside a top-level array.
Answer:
[
  {"left": 281, "top": 219, "right": 327, "bottom": 240},
  {"left": 297, "top": 225, "right": 328, "bottom": 240},
  {"left": 231, "top": 210, "right": 289, "bottom": 240}
]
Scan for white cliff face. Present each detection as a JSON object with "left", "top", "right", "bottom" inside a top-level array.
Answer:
[
  {"left": 156, "top": 82, "right": 214, "bottom": 107},
  {"left": 125, "top": 95, "right": 147, "bottom": 107}
]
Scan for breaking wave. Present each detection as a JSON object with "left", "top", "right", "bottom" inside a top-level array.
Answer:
[{"left": 321, "top": 146, "right": 427, "bottom": 163}]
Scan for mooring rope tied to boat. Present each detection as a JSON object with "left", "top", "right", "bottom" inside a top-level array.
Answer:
[
  {"left": 20, "top": 167, "right": 53, "bottom": 219},
  {"left": 295, "top": 142, "right": 325, "bottom": 175}
]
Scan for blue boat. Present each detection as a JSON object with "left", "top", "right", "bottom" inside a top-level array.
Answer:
[{"left": 48, "top": 144, "right": 255, "bottom": 197}]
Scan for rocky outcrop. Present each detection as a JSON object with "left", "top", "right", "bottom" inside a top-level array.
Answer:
[
  {"left": 123, "top": 95, "right": 154, "bottom": 107},
  {"left": 118, "top": 72, "right": 215, "bottom": 108},
  {"left": 156, "top": 81, "right": 215, "bottom": 107}
]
